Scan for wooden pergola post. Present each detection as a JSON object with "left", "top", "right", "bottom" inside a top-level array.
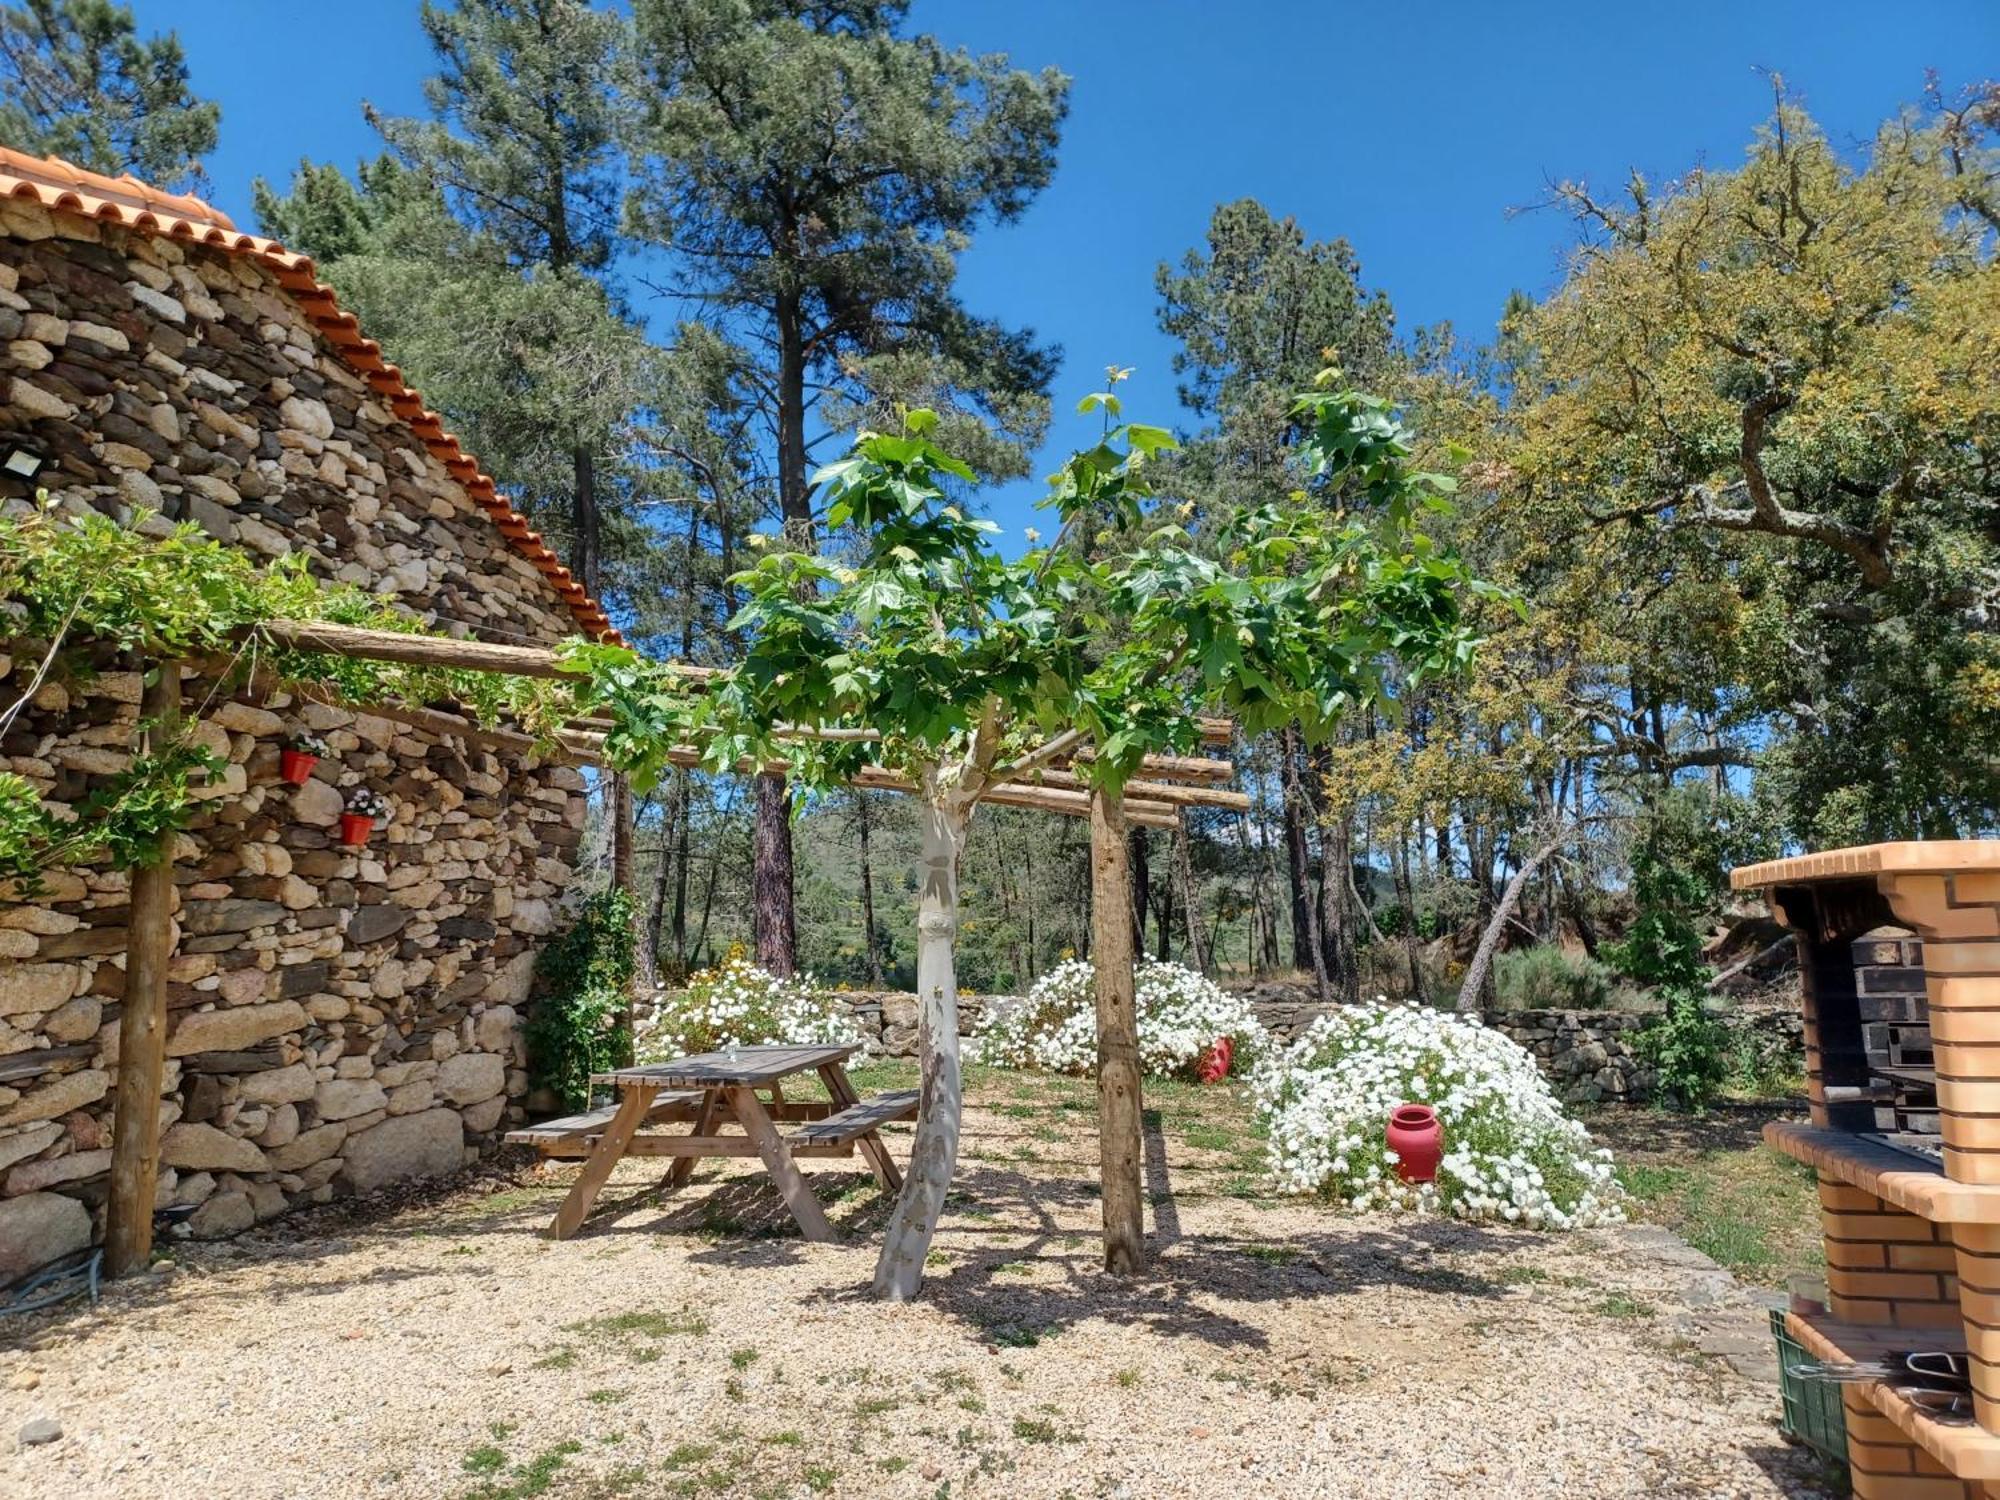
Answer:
[
  {"left": 1091, "top": 784, "right": 1146, "bottom": 1275},
  {"left": 104, "top": 660, "right": 181, "bottom": 1278}
]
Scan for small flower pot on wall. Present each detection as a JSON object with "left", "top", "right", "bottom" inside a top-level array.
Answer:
[
  {"left": 1386, "top": 1103, "right": 1444, "bottom": 1184},
  {"left": 279, "top": 749, "right": 319, "bottom": 786},
  {"left": 339, "top": 812, "right": 374, "bottom": 846}
]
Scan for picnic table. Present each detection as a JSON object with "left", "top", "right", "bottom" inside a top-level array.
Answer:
[{"left": 505, "top": 1043, "right": 917, "bottom": 1242}]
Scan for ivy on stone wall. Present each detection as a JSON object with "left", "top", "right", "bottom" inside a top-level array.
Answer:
[
  {"left": 526, "top": 886, "right": 636, "bottom": 1111},
  {"left": 0, "top": 496, "right": 597, "bottom": 881}
]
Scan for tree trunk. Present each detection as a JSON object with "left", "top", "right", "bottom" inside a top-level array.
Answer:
[
  {"left": 1318, "top": 811, "right": 1359, "bottom": 1004},
  {"left": 1456, "top": 830, "right": 1567, "bottom": 1013},
  {"left": 873, "top": 796, "right": 969, "bottom": 1300},
  {"left": 1129, "top": 826, "right": 1149, "bottom": 955},
  {"left": 571, "top": 442, "right": 600, "bottom": 602},
  {"left": 105, "top": 661, "right": 179, "bottom": 1279},
  {"left": 1280, "top": 727, "right": 1318, "bottom": 974},
  {"left": 753, "top": 772, "right": 796, "bottom": 975},
  {"left": 1392, "top": 827, "right": 1427, "bottom": 1003},
  {"left": 668, "top": 772, "right": 693, "bottom": 979},
  {"left": 1090, "top": 786, "right": 1146, "bottom": 1276},
  {"left": 857, "top": 789, "right": 885, "bottom": 988},
  {"left": 1172, "top": 819, "right": 1210, "bottom": 974}
]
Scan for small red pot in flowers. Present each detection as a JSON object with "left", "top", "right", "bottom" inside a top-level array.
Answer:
[
  {"left": 279, "top": 731, "right": 329, "bottom": 786},
  {"left": 1385, "top": 1103, "right": 1444, "bottom": 1184},
  {"left": 1196, "top": 1035, "right": 1235, "bottom": 1084},
  {"left": 340, "top": 788, "right": 389, "bottom": 847}
]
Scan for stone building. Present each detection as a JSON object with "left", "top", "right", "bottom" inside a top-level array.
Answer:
[{"left": 0, "top": 148, "right": 613, "bottom": 1277}]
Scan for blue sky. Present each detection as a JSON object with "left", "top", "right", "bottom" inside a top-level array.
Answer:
[{"left": 138, "top": 0, "right": 1990, "bottom": 543}]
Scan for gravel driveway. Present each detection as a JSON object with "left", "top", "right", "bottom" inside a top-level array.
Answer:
[{"left": 1, "top": 1068, "right": 1839, "bottom": 1499}]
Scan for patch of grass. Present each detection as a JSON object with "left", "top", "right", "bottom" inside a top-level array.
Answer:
[
  {"left": 856, "top": 1393, "right": 902, "bottom": 1417},
  {"left": 1179, "top": 1124, "right": 1236, "bottom": 1151},
  {"left": 1239, "top": 1243, "right": 1295, "bottom": 1265},
  {"left": 723, "top": 1376, "right": 746, "bottom": 1402},
  {"left": 462, "top": 1186, "right": 551, "bottom": 1217},
  {"left": 1595, "top": 1291, "right": 1654, "bottom": 1320},
  {"left": 565, "top": 1309, "right": 710, "bottom": 1340},
  {"left": 462, "top": 1446, "right": 507, "bottom": 1475},
  {"left": 1114, "top": 1367, "right": 1140, "bottom": 1388},
  {"left": 531, "top": 1346, "right": 577, "bottom": 1371},
  {"left": 488, "top": 1421, "right": 518, "bottom": 1441},
  {"left": 461, "top": 1441, "right": 583, "bottom": 1500},
  {"left": 804, "top": 1463, "right": 838, "bottom": 1493},
  {"left": 586, "top": 1388, "right": 626, "bottom": 1405},
  {"left": 878, "top": 1456, "right": 910, "bottom": 1473},
  {"left": 1599, "top": 1111, "right": 1823, "bottom": 1287},
  {"left": 444, "top": 1243, "right": 483, "bottom": 1256},
  {"left": 1011, "top": 1415, "right": 1076, "bottom": 1444},
  {"left": 1498, "top": 1264, "right": 1550, "bottom": 1286},
  {"left": 765, "top": 1431, "right": 803, "bottom": 1448},
  {"left": 993, "top": 1259, "right": 1032, "bottom": 1276},
  {"left": 730, "top": 1347, "right": 760, "bottom": 1371}
]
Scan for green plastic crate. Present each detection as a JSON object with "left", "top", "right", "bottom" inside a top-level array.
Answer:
[{"left": 1771, "top": 1307, "right": 1848, "bottom": 1464}]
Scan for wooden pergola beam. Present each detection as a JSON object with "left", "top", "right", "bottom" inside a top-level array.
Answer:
[{"left": 256, "top": 620, "right": 1236, "bottom": 783}]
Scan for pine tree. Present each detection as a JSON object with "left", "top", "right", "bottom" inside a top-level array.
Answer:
[
  {"left": 625, "top": 0, "right": 1069, "bottom": 971},
  {"left": 0, "top": 0, "right": 219, "bottom": 189},
  {"left": 365, "top": 0, "right": 632, "bottom": 600}
]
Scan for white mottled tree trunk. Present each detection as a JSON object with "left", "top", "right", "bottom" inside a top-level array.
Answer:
[{"left": 871, "top": 795, "right": 968, "bottom": 1300}]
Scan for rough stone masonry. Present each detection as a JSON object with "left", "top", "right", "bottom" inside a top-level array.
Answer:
[{"left": 0, "top": 186, "right": 592, "bottom": 1274}]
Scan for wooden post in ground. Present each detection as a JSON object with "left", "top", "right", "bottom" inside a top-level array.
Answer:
[
  {"left": 611, "top": 771, "right": 639, "bottom": 1059},
  {"left": 1091, "top": 784, "right": 1146, "bottom": 1275},
  {"left": 104, "top": 660, "right": 181, "bottom": 1279}
]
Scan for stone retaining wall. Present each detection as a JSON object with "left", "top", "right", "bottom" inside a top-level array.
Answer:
[{"left": 0, "top": 195, "right": 588, "bottom": 1275}]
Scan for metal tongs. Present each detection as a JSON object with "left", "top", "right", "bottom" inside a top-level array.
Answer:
[{"left": 1788, "top": 1350, "right": 1973, "bottom": 1420}]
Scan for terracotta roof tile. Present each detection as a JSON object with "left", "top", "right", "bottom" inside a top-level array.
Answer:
[{"left": 0, "top": 145, "right": 620, "bottom": 644}]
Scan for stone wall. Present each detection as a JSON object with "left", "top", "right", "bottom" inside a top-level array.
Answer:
[
  {"left": 0, "top": 195, "right": 590, "bottom": 1273},
  {"left": 839, "top": 991, "right": 1001, "bottom": 1057},
  {"left": 0, "top": 196, "right": 575, "bottom": 639}
]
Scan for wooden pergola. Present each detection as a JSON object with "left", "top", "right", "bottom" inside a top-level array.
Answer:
[{"left": 103, "top": 620, "right": 1242, "bottom": 1277}]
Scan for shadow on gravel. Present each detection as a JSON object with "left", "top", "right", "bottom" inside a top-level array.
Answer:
[{"left": 815, "top": 1161, "right": 1517, "bottom": 1354}]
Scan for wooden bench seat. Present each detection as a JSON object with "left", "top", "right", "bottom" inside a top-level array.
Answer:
[
  {"left": 790, "top": 1089, "right": 920, "bottom": 1147},
  {"left": 506, "top": 1090, "right": 705, "bottom": 1149}
]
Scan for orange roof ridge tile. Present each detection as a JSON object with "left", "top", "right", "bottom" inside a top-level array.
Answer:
[{"left": 0, "top": 144, "right": 620, "bottom": 645}]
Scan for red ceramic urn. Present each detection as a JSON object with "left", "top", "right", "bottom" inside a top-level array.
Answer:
[
  {"left": 1386, "top": 1103, "right": 1444, "bottom": 1184},
  {"left": 338, "top": 812, "right": 374, "bottom": 847},
  {"left": 1196, "top": 1036, "right": 1234, "bottom": 1084},
  {"left": 279, "top": 749, "right": 318, "bottom": 786}
]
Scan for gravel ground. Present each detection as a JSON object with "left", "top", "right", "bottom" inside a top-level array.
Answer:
[{"left": 1, "top": 1068, "right": 1839, "bottom": 1500}]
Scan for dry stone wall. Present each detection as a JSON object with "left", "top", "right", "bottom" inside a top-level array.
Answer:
[
  {"left": 0, "top": 199, "right": 591, "bottom": 1268},
  {"left": 0, "top": 195, "right": 575, "bottom": 639}
]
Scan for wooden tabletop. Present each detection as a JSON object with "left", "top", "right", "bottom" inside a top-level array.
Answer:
[{"left": 595, "top": 1043, "right": 858, "bottom": 1089}]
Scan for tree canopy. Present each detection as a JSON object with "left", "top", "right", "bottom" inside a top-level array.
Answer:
[{"left": 0, "top": 0, "right": 218, "bottom": 188}]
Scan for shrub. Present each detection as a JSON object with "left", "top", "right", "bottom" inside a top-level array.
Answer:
[
  {"left": 1493, "top": 945, "right": 1617, "bottom": 1011},
  {"left": 974, "top": 958, "right": 1264, "bottom": 1079},
  {"left": 1635, "top": 990, "right": 1732, "bottom": 1108},
  {"left": 527, "top": 888, "right": 635, "bottom": 1111},
  {"left": 1252, "top": 1001, "right": 1623, "bottom": 1229},
  {"left": 634, "top": 950, "right": 865, "bottom": 1063},
  {"left": 1612, "top": 840, "right": 1729, "bottom": 1109}
]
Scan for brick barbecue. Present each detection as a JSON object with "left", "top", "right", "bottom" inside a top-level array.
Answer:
[{"left": 1735, "top": 842, "right": 2000, "bottom": 1498}]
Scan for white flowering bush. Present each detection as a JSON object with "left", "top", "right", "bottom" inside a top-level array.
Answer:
[
  {"left": 974, "top": 959, "right": 1264, "bottom": 1079},
  {"left": 634, "top": 951, "right": 865, "bottom": 1062},
  {"left": 1253, "top": 1001, "right": 1622, "bottom": 1230}
]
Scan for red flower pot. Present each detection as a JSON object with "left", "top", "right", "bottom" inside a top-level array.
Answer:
[
  {"left": 1196, "top": 1035, "right": 1234, "bottom": 1084},
  {"left": 279, "top": 749, "right": 318, "bottom": 786},
  {"left": 1386, "top": 1103, "right": 1444, "bottom": 1184},
  {"left": 338, "top": 812, "right": 374, "bottom": 846}
]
